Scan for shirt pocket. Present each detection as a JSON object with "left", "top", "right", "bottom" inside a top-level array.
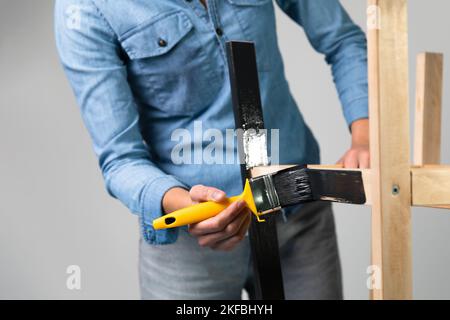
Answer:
[
  {"left": 120, "top": 11, "right": 223, "bottom": 116},
  {"left": 225, "top": 0, "right": 276, "bottom": 72}
]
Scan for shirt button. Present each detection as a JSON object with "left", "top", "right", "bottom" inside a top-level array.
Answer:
[
  {"left": 158, "top": 38, "right": 167, "bottom": 47},
  {"left": 215, "top": 27, "right": 223, "bottom": 36}
]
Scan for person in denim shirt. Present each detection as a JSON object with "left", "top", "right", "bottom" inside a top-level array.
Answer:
[{"left": 55, "top": 0, "right": 369, "bottom": 299}]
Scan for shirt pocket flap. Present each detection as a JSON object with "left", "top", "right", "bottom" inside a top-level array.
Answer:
[{"left": 120, "top": 12, "right": 193, "bottom": 60}]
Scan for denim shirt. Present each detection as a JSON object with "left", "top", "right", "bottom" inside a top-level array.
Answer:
[{"left": 55, "top": 0, "right": 368, "bottom": 245}]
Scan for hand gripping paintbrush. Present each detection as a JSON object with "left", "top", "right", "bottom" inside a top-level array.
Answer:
[{"left": 152, "top": 165, "right": 366, "bottom": 230}]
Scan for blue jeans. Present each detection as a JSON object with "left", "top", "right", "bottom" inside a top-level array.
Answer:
[{"left": 139, "top": 201, "right": 343, "bottom": 300}]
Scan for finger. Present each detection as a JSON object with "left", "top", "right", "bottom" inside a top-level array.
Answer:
[
  {"left": 336, "top": 155, "right": 345, "bottom": 165},
  {"left": 210, "top": 215, "right": 250, "bottom": 251},
  {"left": 343, "top": 151, "right": 359, "bottom": 168},
  {"left": 188, "top": 200, "right": 246, "bottom": 236},
  {"left": 197, "top": 209, "right": 249, "bottom": 246},
  {"left": 189, "top": 185, "right": 226, "bottom": 203},
  {"left": 189, "top": 200, "right": 245, "bottom": 236},
  {"left": 211, "top": 212, "right": 252, "bottom": 251},
  {"left": 196, "top": 209, "right": 250, "bottom": 247},
  {"left": 358, "top": 150, "right": 370, "bottom": 168}
]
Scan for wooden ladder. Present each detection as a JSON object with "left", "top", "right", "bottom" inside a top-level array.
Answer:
[{"left": 253, "top": 0, "right": 447, "bottom": 299}]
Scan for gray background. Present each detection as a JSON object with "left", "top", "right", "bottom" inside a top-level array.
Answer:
[{"left": 0, "top": 0, "right": 448, "bottom": 299}]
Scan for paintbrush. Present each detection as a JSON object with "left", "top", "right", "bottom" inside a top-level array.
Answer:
[{"left": 152, "top": 165, "right": 366, "bottom": 230}]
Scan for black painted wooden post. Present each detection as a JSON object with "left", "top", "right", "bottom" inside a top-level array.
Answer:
[{"left": 226, "top": 41, "right": 285, "bottom": 300}]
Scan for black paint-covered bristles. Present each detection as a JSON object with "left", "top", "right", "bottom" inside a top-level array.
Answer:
[
  {"left": 272, "top": 166, "right": 314, "bottom": 207},
  {"left": 306, "top": 169, "right": 366, "bottom": 204},
  {"left": 251, "top": 165, "right": 366, "bottom": 213}
]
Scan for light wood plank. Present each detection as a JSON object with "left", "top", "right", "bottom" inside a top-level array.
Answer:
[
  {"left": 367, "top": 0, "right": 412, "bottom": 300},
  {"left": 412, "top": 167, "right": 450, "bottom": 206},
  {"left": 250, "top": 165, "right": 295, "bottom": 177},
  {"left": 414, "top": 53, "right": 444, "bottom": 165},
  {"left": 251, "top": 164, "right": 353, "bottom": 176}
]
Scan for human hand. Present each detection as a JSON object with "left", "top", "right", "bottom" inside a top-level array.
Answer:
[
  {"left": 337, "top": 118, "right": 370, "bottom": 168},
  {"left": 162, "top": 185, "right": 251, "bottom": 251}
]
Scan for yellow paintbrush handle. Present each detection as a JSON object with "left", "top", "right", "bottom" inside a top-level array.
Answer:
[
  {"left": 152, "top": 195, "right": 241, "bottom": 230},
  {"left": 152, "top": 179, "right": 259, "bottom": 230}
]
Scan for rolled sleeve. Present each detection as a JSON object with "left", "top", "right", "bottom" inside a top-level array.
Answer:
[
  {"left": 140, "top": 176, "right": 187, "bottom": 244},
  {"left": 276, "top": 0, "right": 369, "bottom": 127},
  {"left": 343, "top": 96, "right": 369, "bottom": 127},
  {"left": 54, "top": 0, "right": 185, "bottom": 245}
]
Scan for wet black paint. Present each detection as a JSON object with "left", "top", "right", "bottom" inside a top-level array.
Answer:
[{"left": 226, "top": 41, "right": 285, "bottom": 300}]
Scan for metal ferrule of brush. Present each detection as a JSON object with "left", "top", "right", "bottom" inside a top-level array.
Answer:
[{"left": 250, "top": 174, "right": 281, "bottom": 215}]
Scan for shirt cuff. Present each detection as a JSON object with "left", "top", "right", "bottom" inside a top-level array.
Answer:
[
  {"left": 140, "top": 175, "right": 188, "bottom": 245},
  {"left": 343, "top": 96, "right": 369, "bottom": 128}
]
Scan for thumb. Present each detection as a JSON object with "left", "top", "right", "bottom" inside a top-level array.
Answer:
[{"left": 189, "top": 185, "right": 226, "bottom": 203}]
